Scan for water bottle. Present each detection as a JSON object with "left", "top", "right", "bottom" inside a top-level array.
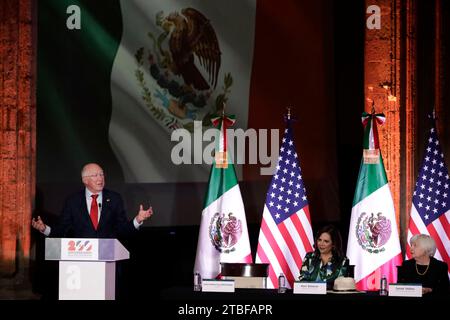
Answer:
[
  {"left": 193, "top": 271, "right": 202, "bottom": 292},
  {"left": 278, "top": 273, "right": 287, "bottom": 293},
  {"left": 379, "top": 275, "right": 388, "bottom": 296}
]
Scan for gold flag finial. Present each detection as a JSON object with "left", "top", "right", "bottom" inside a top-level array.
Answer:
[
  {"left": 287, "top": 106, "right": 291, "bottom": 120},
  {"left": 215, "top": 101, "right": 229, "bottom": 169}
]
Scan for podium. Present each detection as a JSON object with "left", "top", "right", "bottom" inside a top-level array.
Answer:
[{"left": 45, "top": 238, "right": 129, "bottom": 300}]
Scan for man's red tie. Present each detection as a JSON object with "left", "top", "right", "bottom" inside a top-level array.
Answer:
[{"left": 90, "top": 194, "right": 99, "bottom": 230}]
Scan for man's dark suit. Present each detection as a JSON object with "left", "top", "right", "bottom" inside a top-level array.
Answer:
[{"left": 50, "top": 188, "right": 136, "bottom": 238}]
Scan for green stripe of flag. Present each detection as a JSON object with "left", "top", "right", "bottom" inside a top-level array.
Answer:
[
  {"left": 203, "top": 164, "right": 238, "bottom": 208},
  {"left": 352, "top": 155, "right": 388, "bottom": 206}
]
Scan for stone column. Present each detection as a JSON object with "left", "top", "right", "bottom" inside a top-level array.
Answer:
[
  {"left": 365, "top": 0, "right": 419, "bottom": 249},
  {"left": 401, "top": 0, "right": 417, "bottom": 249},
  {"left": 0, "top": 0, "right": 35, "bottom": 279},
  {"left": 365, "top": 0, "right": 402, "bottom": 232}
]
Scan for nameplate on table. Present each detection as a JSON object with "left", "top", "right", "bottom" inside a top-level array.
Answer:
[
  {"left": 293, "top": 281, "right": 327, "bottom": 295},
  {"left": 202, "top": 279, "right": 235, "bottom": 293},
  {"left": 388, "top": 284, "right": 422, "bottom": 297}
]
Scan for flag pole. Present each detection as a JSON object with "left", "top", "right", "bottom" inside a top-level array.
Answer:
[
  {"left": 222, "top": 101, "right": 226, "bottom": 118},
  {"left": 430, "top": 106, "right": 436, "bottom": 120},
  {"left": 216, "top": 102, "right": 228, "bottom": 168}
]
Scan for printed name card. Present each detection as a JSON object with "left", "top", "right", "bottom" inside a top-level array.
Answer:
[
  {"left": 293, "top": 281, "right": 327, "bottom": 295},
  {"left": 388, "top": 284, "right": 422, "bottom": 297},
  {"left": 202, "top": 279, "right": 235, "bottom": 293}
]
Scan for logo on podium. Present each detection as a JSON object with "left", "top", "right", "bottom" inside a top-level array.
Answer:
[{"left": 61, "top": 239, "right": 99, "bottom": 260}]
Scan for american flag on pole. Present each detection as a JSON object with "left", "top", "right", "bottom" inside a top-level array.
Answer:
[
  {"left": 256, "top": 114, "right": 314, "bottom": 289},
  {"left": 406, "top": 122, "right": 450, "bottom": 277}
]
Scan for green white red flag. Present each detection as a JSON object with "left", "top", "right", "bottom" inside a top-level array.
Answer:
[
  {"left": 194, "top": 114, "right": 252, "bottom": 279},
  {"left": 346, "top": 111, "right": 403, "bottom": 291}
]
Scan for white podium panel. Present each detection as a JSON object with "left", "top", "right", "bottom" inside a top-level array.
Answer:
[
  {"left": 59, "top": 261, "right": 116, "bottom": 300},
  {"left": 46, "top": 238, "right": 129, "bottom": 300}
]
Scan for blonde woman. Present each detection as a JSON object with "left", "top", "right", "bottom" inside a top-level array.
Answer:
[{"left": 398, "top": 234, "right": 449, "bottom": 295}]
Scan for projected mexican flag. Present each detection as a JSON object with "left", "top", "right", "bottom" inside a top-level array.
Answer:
[{"left": 109, "top": 0, "right": 256, "bottom": 182}]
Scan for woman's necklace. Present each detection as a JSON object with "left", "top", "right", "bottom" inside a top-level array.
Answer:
[{"left": 415, "top": 262, "right": 430, "bottom": 276}]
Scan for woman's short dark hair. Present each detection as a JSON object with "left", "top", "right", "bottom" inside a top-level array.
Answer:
[{"left": 314, "top": 224, "right": 344, "bottom": 260}]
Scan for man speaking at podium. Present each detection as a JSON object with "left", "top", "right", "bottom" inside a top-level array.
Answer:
[
  {"left": 31, "top": 162, "right": 153, "bottom": 238},
  {"left": 31, "top": 162, "right": 153, "bottom": 300}
]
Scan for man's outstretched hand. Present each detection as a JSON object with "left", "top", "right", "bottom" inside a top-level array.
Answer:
[
  {"left": 31, "top": 216, "right": 46, "bottom": 232},
  {"left": 136, "top": 205, "right": 153, "bottom": 224}
]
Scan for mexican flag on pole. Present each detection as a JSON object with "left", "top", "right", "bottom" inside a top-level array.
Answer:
[
  {"left": 346, "top": 111, "right": 403, "bottom": 291},
  {"left": 194, "top": 114, "right": 252, "bottom": 279}
]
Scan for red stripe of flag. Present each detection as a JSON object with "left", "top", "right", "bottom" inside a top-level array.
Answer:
[
  {"left": 406, "top": 215, "right": 421, "bottom": 258},
  {"left": 303, "top": 205, "right": 312, "bottom": 224},
  {"left": 278, "top": 220, "right": 302, "bottom": 270},
  {"left": 222, "top": 123, "right": 227, "bottom": 152},
  {"left": 427, "top": 223, "right": 450, "bottom": 272},
  {"left": 290, "top": 209, "right": 313, "bottom": 253},
  {"left": 257, "top": 243, "right": 278, "bottom": 288},
  {"left": 243, "top": 253, "right": 253, "bottom": 263},
  {"left": 261, "top": 218, "right": 295, "bottom": 284},
  {"left": 438, "top": 213, "right": 450, "bottom": 240},
  {"left": 408, "top": 212, "right": 421, "bottom": 235}
]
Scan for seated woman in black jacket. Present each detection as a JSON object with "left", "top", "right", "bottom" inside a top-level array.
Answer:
[{"left": 398, "top": 234, "right": 449, "bottom": 295}]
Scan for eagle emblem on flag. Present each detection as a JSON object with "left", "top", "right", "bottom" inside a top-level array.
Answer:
[
  {"left": 134, "top": 7, "right": 233, "bottom": 132},
  {"left": 209, "top": 212, "right": 243, "bottom": 253},
  {"left": 356, "top": 212, "right": 392, "bottom": 253}
]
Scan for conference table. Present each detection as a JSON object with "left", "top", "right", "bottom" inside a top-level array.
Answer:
[
  {"left": 160, "top": 286, "right": 448, "bottom": 317},
  {"left": 162, "top": 286, "right": 448, "bottom": 300}
]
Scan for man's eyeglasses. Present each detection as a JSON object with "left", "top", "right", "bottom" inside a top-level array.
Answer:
[{"left": 83, "top": 173, "right": 105, "bottom": 178}]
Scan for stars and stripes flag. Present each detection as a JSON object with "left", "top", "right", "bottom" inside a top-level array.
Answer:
[
  {"left": 256, "top": 115, "right": 314, "bottom": 289},
  {"left": 406, "top": 121, "right": 450, "bottom": 277}
]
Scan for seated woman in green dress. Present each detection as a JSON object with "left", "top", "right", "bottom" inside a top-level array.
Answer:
[{"left": 299, "top": 225, "right": 349, "bottom": 286}]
